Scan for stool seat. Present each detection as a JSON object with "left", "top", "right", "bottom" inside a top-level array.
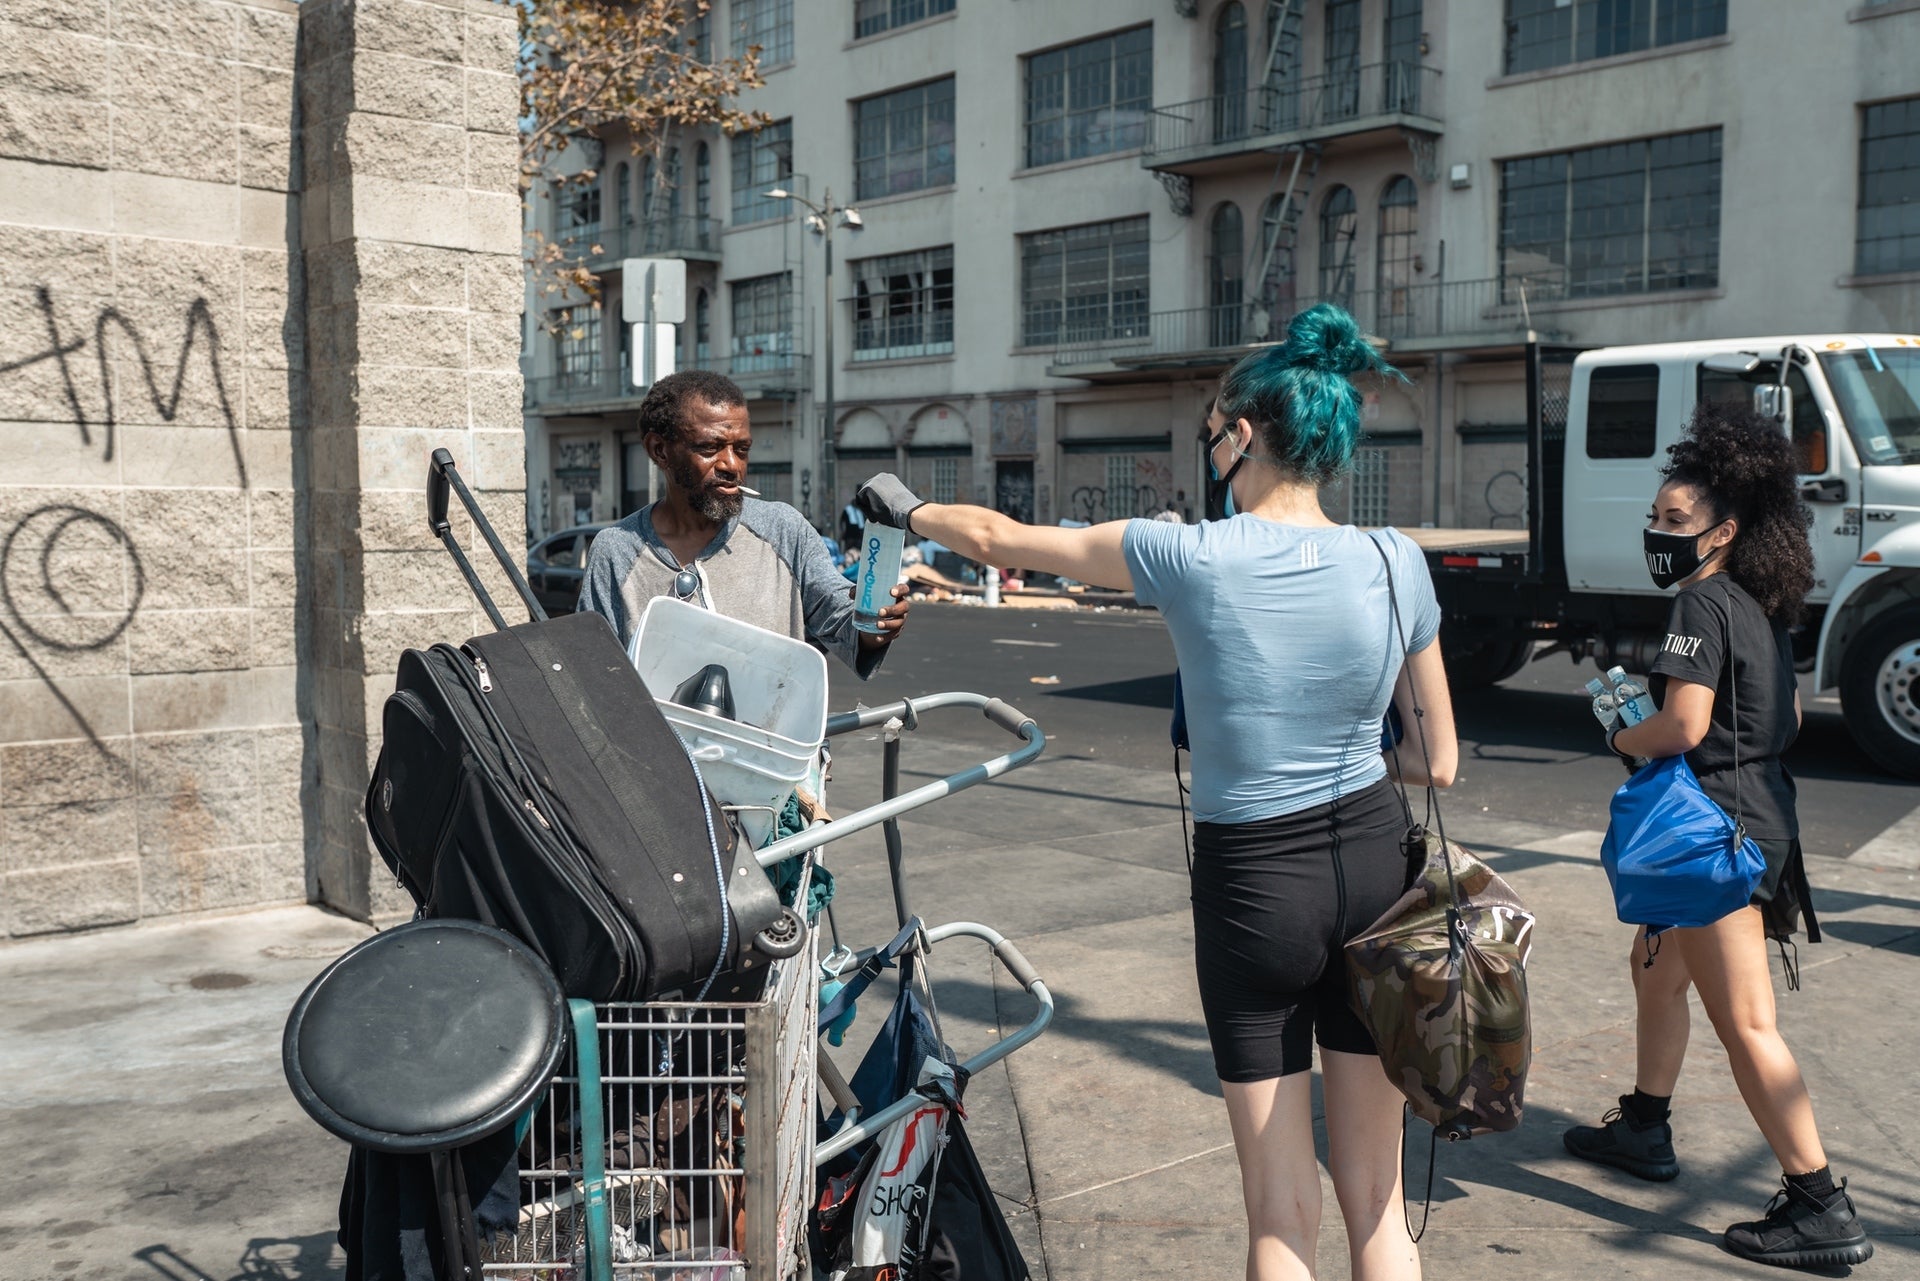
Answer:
[{"left": 283, "top": 918, "right": 565, "bottom": 1153}]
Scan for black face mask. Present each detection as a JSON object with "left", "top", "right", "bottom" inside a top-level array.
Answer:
[
  {"left": 1205, "top": 428, "right": 1246, "bottom": 518},
  {"left": 1644, "top": 524, "right": 1724, "bottom": 589}
]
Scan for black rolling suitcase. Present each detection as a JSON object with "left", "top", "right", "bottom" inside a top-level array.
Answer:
[{"left": 365, "top": 449, "right": 799, "bottom": 1002}]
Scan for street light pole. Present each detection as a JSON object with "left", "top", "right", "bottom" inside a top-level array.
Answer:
[{"left": 767, "top": 185, "right": 862, "bottom": 529}]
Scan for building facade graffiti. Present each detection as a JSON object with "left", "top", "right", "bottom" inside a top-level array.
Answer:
[{"left": 0, "top": 0, "right": 526, "bottom": 937}]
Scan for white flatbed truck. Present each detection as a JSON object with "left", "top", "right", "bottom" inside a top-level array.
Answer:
[{"left": 1422, "top": 336, "right": 1920, "bottom": 779}]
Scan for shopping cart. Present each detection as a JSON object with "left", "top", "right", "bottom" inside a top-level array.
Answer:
[{"left": 480, "top": 692, "right": 1054, "bottom": 1280}]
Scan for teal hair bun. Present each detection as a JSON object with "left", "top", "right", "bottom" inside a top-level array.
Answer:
[{"left": 1282, "top": 302, "right": 1388, "bottom": 377}]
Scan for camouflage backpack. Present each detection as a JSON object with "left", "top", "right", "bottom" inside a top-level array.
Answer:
[
  {"left": 1351, "top": 533, "right": 1536, "bottom": 1138},
  {"left": 1344, "top": 825, "right": 1534, "bottom": 1136}
]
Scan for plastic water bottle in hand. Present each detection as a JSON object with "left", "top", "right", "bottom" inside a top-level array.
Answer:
[
  {"left": 1606, "top": 666, "right": 1657, "bottom": 726},
  {"left": 1586, "top": 677, "right": 1620, "bottom": 730}
]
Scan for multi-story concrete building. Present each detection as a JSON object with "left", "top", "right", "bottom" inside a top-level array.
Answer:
[{"left": 522, "top": 0, "right": 1920, "bottom": 545}]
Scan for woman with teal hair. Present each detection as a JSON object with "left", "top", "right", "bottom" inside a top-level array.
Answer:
[{"left": 858, "top": 303, "right": 1456, "bottom": 1281}]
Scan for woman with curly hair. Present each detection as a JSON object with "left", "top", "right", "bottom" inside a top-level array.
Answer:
[
  {"left": 1563, "top": 403, "right": 1871, "bottom": 1268},
  {"left": 855, "top": 303, "right": 1453, "bottom": 1281}
]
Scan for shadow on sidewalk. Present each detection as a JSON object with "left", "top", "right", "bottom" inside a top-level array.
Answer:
[{"left": 135, "top": 1235, "right": 342, "bottom": 1281}]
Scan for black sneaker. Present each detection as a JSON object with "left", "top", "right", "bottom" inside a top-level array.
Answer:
[
  {"left": 1724, "top": 1178, "right": 1873, "bottom": 1269},
  {"left": 1562, "top": 1097, "right": 1678, "bottom": 1181}
]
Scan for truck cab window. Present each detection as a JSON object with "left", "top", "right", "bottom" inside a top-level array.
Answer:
[
  {"left": 1698, "top": 363, "right": 1827, "bottom": 474},
  {"left": 1585, "top": 364, "right": 1659, "bottom": 459}
]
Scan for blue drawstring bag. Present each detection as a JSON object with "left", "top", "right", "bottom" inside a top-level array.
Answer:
[{"left": 1601, "top": 753, "right": 1766, "bottom": 930}]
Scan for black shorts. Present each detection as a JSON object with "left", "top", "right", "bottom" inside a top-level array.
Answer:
[
  {"left": 1752, "top": 836, "right": 1817, "bottom": 942},
  {"left": 1190, "top": 778, "right": 1413, "bottom": 1083}
]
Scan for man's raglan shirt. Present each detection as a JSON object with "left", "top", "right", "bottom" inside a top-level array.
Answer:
[{"left": 579, "top": 498, "right": 886, "bottom": 678}]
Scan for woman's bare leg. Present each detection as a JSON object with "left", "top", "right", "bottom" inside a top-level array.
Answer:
[
  {"left": 1673, "top": 907, "right": 1827, "bottom": 1173},
  {"left": 1321, "top": 1048, "right": 1421, "bottom": 1281},
  {"left": 1631, "top": 925, "right": 1694, "bottom": 1096},
  {"left": 1222, "top": 1073, "right": 1322, "bottom": 1281}
]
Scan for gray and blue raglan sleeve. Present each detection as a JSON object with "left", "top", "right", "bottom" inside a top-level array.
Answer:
[
  {"left": 578, "top": 525, "right": 644, "bottom": 648},
  {"left": 749, "top": 502, "right": 879, "bottom": 677}
]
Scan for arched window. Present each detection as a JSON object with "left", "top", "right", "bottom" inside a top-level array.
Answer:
[
  {"left": 695, "top": 143, "right": 714, "bottom": 249},
  {"left": 1253, "top": 192, "right": 1301, "bottom": 335},
  {"left": 1208, "top": 203, "right": 1244, "bottom": 347},
  {"left": 1324, "top": 0, "right": 1360, "bottom": 119},
  {"left": 1317, "top": 185, "right": 1357, "bottom": 307},
  {"left": 1376, "top": 176, "right": 1418, "bottom": 333},
  {"left": 1259, "top": 0, "right": 1302, "bottom": 130},
  {"left": 1212, "top": 4, "right": 1248, "bottom": 143},
  {"left": 694, "top": 289, "right": 711, "bottom": 363},
  {"left": 615, "top": 162, "right": 632, "bottom": 225},
  {"left": 1383, "top": 0, "right": 1423, "bottom": 112}
]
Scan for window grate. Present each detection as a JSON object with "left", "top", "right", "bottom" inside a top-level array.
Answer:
[
  {"left": 731, "top": 120, "right": 793, "bottom": 225},
  {"left": 1020, "top": 216, "right": 1150, "bottom": 348},
  {"left": 931, "top": 456, "right": 959, "bottom": 505},
  {"left": 730, "top": 0, "right": 792, "bottom": 63},
  {"left": 852, "top": 247, "right": 955, "bottom": 361},
  {"left": 1024, "top": 26, "right": 1153, "bottom": 169},
  {"left": 855, "top": 79, "right": 956, "bottom": 200},
  {"left": 730, "top": 274, "right": 792, "bottom": 372},
  {"left": 1498, "top": 127, "right": 1720, "bottom": 301},
  {"left": 1350, "top": 446, "right": 1390, "bottom": 527},
  {"left": 1858, "top": 97, "right": 1920, "bottom": 277},
  {"left": 855, "top": 0, "right": 954, "bottom": 39},
  {"left": 1503, "top": 0, "right": 1726, "bottom": 76}
]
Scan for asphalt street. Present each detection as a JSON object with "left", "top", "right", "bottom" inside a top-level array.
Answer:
[
  {"left": 5, "top": 600, "right": 1915, "bottom": 1280},
  {"left": 839, "top": 603, "right": 1920, "bottom": 858}
]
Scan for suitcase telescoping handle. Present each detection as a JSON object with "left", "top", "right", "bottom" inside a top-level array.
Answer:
[{"left": 427, "top": 448, "right": 550, "bottom": 630}]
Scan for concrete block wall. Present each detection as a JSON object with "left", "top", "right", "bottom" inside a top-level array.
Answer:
[
  {"left": 297, "top": 0, "right": 526, "bottom": 922},
  {"left": 0, "top": 0, "right": 526, "bottom": 936}
]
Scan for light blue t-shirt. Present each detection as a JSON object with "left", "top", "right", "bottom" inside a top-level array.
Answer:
[{"left": 1124, "top": 517, "right": 1442, "bottom": 825}]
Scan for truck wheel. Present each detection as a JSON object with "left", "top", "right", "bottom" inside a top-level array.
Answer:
[
  {"left": 1840, "top": 601, "right": 1920, "bottom": 780},
  {"left": 1443, "top": 630, "right": 1532, "bottom": 688}
]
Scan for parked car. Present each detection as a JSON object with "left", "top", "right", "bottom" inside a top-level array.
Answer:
[{"left": 527, "top": 523, "right": 609, "bottom": 615}]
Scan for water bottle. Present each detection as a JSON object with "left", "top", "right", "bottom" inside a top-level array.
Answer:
[
  {"left": 1586, "top": 676, "right": 1620, "bottom": 731},
  {"left": 1607, "top": 665, "right": 1657, "bottom": 726},
  {"left": 852, "top": 522, "right": 906, "bottom": 634}
]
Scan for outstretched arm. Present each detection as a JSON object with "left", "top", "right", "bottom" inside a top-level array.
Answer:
[{"left": 859, "top": 474, "right": 1136, "bottom": 591}]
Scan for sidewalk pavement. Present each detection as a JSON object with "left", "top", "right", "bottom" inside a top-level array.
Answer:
[{"left": 2, "top": 734, "right": 1915, "bottom": 1280}]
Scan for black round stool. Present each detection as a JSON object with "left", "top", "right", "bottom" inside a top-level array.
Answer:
[{"left": 284, "top": 917, "right": 565, "bottom": 1153}]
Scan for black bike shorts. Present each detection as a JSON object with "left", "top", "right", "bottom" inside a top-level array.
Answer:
[{"left": 1190, "top": 778, "right": 1412, "bottom": 1083}]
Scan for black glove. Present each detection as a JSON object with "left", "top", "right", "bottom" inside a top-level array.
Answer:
[
  {"left": 1606, "top": 726, "right": 1645, "bottom": 774},
  {"left": 856, "top": 473, "right": 926, "bottom": 533}
]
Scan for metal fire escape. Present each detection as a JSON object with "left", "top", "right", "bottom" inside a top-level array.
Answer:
[{"left": 1244, "top": 0, "right": 1320, "bottom": 341}]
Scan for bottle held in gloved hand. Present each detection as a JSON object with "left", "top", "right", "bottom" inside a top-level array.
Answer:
[
  {"left": 852, "top": 523, "right": 905, "bottom": 635},
  {"left": 1586, "top": 677, "right": 1620, "bottom": 730},
  {"left": 1606, "top": 666, "right": 1657, "bottom": 726}
]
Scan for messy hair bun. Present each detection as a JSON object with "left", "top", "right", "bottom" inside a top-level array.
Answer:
[
  {"left": 1663, "top": 402, "right": 1815, "bottom": 622},
  {"left": 1214, "top": 303, "right": 1400, "bottom": 483}
]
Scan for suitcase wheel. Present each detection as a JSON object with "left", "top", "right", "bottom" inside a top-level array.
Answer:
[{"left": 754, "top": 906, "right": 807, "bottom": 960}]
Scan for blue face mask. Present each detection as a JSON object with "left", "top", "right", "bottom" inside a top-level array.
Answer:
[{"left": 1206, "top": 428, "right": 1244, "bottom": 518}]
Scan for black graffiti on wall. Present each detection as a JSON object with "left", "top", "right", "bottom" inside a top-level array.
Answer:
[
  {"left": 0, "top": 506, "right": 146, "bottom": 762},
  {"left": 0, "top": 286, "right": 248, "bottom": 487},
  {"left": 0, "top": 286, "right": 249, "bottom": 761}
]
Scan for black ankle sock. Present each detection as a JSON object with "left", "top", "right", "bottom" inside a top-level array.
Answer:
[
  {"left": 1623, "top": 1088, "right": 1671, "bottom": 1126},
  {"left": 1786, "top": 1166, "right": 1837, "bottom": 1203}
]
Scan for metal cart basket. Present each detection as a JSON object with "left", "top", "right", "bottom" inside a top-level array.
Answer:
[{"left": 480, "top": 692, "right": 1053, "bottom": 1280}]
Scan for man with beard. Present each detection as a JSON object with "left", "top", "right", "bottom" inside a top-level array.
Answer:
[{"left": 578, "top": 369, "right": 909, "bottom": 677}]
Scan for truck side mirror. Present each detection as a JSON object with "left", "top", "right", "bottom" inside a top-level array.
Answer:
[{"left": 1753, "top": 383, "right": 1791, "bottom": 425}]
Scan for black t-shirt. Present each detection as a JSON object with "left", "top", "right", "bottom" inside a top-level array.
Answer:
[{"left": 1647, "top": 575, "right": 1799, "bottom": 840}]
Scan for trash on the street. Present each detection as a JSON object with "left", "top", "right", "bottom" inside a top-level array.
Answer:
[{"left": 1029, "top": 675, "right": 1060, "bottom": 685}]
